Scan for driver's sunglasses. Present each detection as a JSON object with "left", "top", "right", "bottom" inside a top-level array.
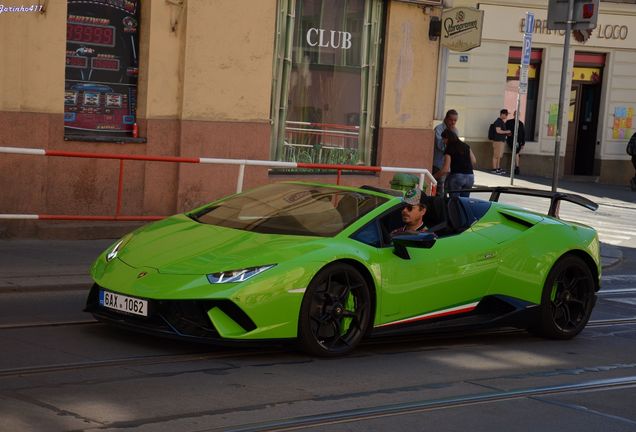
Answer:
[{"left": 404, "top": 205, "right": 416, "bottom": 211}]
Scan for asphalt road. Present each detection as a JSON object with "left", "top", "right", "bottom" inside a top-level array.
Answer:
[{"left": 1, "top": 272, "right": 636, "bottom": 432}]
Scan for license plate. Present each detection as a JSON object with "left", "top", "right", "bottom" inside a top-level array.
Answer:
[{"left": 99, "top": 290, "right": 148, "bottom": 317}]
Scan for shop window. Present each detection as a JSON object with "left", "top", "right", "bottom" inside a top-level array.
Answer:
[
  {"left": 64, "top": 0, "right": 141, "bottom": 141},
  {"left": 270, "top": 0, "right": 384, "bottom": 167},
  {"left": 504, "top": 47, "right": 542, "bottom": 141}
]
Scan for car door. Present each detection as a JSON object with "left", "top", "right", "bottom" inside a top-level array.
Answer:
[{"left": 374, "top": 200, "right": 501, "bottom": 326}]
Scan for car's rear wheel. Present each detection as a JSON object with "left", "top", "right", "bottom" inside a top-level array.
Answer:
[
  {"left": 532, "top": 255, "right": 596, "bottom": 339},
  {"left": 298, "top": 263, "right": 371, "bottom": 357}
]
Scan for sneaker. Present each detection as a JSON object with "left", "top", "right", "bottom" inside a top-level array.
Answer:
[
  {"left": 514, "top": 166, "right": 520, "bottom": 175},
  {"left": 490, "top": 169, "right": 500, "bottom": 174}
]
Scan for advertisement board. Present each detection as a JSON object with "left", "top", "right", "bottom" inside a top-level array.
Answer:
[{"left": 64, "top": 0, "right": 140, "bottom": 138}]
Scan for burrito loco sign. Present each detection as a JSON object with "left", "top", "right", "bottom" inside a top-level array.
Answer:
[{"left": 441, "top": 7, "right": 485, "bottom": 52}]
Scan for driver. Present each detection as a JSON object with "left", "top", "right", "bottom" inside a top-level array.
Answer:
[{"left": 391, "top": 187, "right": 429, "bottom": 234}]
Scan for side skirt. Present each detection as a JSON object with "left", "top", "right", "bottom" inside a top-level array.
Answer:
[{"left": 369, "top": 295, "right": 539, "bottom": 338}]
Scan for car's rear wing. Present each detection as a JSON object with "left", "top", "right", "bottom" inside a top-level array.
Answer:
[{"left": 468, "top": 187, "right": 598, "bottom": 217}]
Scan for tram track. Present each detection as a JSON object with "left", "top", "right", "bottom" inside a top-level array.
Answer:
[
  {"left": 2, "top": 313, "right": 636, "bottom": 333},
  {"left": 209, "top": 375, "right": 636, "bottom": 432},
  {"left": 0, "top": 318, "right": 98, "bottom": 330},
  {"left": 0, "top": 349, "right": 276, "bottom": 378},
  {"left": 0, "top": 317, "right": 635, "bottom": 379}
]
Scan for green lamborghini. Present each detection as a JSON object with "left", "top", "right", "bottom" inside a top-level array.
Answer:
[{"left": 85, "top": 182, "right": 601, "bottom": 356}]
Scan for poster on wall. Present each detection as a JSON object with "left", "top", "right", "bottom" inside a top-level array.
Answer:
[
  {"left": 64, "top": 0, "right": 140, "bottom": 138},
  {"left": 547, "top": 103, "right": 558, "bottom": 137},
  {"left": 612, "top": 106, "right": 633, "bottom": 140}
]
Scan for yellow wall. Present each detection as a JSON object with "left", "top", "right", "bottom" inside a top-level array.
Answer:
[
  {"left": 0, "top": 3, "right": 66, "bottom": 113},
  {"left": 180, "top": 0, "right": 277, "bottom": 122},
  {"left": 0, "top": 0, "right": 276, "bottom": 121},
  {"left": 380, "top": 2, "right": 439, "bottom": 129},
  {"left": 138, "top": 0, "right": 186, "bottom": 119}
]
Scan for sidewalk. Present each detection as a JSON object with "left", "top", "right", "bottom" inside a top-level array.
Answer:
[
  {"left": 0, "top": 173, "right": 631, "bottom": 292},
  {"left": 473, "top": 169, "right": 636, "bottom": 210}
]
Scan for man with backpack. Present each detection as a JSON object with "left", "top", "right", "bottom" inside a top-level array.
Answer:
[
  {"left": 488, "top": 109, "right": 512, "bottom": 174},
  {"left": 628, "top": 132, "right": 636, "bottom": 191}
]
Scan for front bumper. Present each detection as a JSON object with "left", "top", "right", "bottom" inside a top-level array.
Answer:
[{"left": 85, "top": 284, "right": 261, "bottom": 344}]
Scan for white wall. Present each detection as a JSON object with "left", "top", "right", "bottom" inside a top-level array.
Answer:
[
  {"left": 445, "top": 41, "right": 509, "bottom": 141},
  {"left": 602, "top": 51, "right": 636, "bottom": 160}
]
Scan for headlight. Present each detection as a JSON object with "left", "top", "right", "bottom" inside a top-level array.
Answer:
[
  {"left": 207, "top": 265, "right": 275, "bottom": 284},
  {"left": 106, "top": 233, "right": 133, "bottom": 262}
]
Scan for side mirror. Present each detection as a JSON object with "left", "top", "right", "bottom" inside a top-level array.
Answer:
[{"left": 392, "top": 232, "right": 437, "bottom": 259}]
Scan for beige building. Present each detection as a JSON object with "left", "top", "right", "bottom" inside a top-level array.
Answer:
[
  {"left": 441, "top": 0, "right": 636, "bottom": 183},
  {"left": 0, "top": 0, "right": 443, "bottom": 237}
]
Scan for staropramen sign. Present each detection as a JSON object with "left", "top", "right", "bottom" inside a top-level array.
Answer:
[{"left": 441, "top": 7, "right": 485, "bottom": 52}]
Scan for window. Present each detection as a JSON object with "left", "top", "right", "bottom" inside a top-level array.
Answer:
[
  {"left": 271, "top": 0, "right": 384, "bottom": 166},
  {"left": 193, "top": 183, "right": 388, "bottom": 237},
  {"left": 64, "top": 0, "right": 141, "bottom": 140},
  {"left": 505, "top": 47, "right": 542, "bottom": 141}
]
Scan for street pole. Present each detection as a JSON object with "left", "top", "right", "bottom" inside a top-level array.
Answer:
[
  {"left": 510, "top": 95, "right": 521, "bottom": 185},
  {"left": 511, "top": 12, "right": 534, "bottom": 186},
  {"left": 552, "top": 0, "right": 574, "bottom": 192}
]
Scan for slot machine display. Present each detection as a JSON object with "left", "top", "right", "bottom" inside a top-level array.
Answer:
[{"left": 64, "top": 0, "right": 140, "bottom": 138}]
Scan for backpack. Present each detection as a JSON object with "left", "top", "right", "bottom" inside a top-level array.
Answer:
[
  {"left": 488, "top": 123, "right": 496, "bottom": 141},
  {"left": 627, "top": 133, "right": 636, "bottom": 156}
]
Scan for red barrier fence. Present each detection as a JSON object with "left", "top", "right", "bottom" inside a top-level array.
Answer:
[{"left": 0, "top": 146, "right": 436, "bottom": 221}]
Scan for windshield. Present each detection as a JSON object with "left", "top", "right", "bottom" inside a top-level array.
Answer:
[{"left": 193, "top": 183, "right": 388, "bottom": 236}]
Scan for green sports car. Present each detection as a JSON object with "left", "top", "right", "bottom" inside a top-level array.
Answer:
[{"left": 85, "top": 182, "right": 600, "bottom": 356}]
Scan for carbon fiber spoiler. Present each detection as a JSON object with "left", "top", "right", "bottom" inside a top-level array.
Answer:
[{"left": 467, "top": 187, "right": 598, "bottom": 217}]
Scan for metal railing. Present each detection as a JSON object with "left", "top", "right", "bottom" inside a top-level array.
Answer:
[
  {"left": 283, "top": 121, "right": 360, "bottom": 165},
  {"left": 0, "top": 146, "right": 436, "bottom": 221}
]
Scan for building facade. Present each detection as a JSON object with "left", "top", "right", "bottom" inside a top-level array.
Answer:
[
  {"left": 442, "top": 0, "right": 636, "bottom": 183},
  {"left": 0, "top": 0, "right": 442, "bottom": 237}
]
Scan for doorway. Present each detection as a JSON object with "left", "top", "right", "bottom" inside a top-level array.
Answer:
[{"left": 564, "top": 53, "right": 605, "bottom": 176}]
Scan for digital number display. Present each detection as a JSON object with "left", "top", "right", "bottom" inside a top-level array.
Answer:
[
  {"left": 67, "top": 23, "right": 116, "bottom": 47},
  {"left": 66, "top": 56, "right": 88, "bottom": 68},
  {"left": 92, "top": 58, "right": 121, "bottom": 71}
]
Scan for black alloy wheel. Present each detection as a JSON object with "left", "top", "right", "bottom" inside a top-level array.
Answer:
[
  {"left": 298, "top": 263, "right": 371, "bottom": 357},
  {"left": 532, "top": 255, "right": 596, "bottom": 339}
]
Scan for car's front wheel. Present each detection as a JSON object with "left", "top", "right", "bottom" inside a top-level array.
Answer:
[
  {"left": 532, "top": 255, "right": 596, "bottom": 339},
  {"left": 298, "top": 263, "right": 371, "bottom": 357}
]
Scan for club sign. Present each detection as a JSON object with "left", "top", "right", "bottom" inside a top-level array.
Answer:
[
  {"left": 441, "top": 7, "right": 485, "bottom": 52},
  {"left": 306, "top": 28, "right": 352, "bottom": 50}
]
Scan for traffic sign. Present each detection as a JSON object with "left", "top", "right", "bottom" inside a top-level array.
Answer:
[
  {"left": 525, "top": 12, "right": 535, "bottom": 34},
  {"left": 522, "top": 34, "right": 532, "bottom": 66},
  {"left": 519, "top": 65, "right": 529, "bottom": 86}
]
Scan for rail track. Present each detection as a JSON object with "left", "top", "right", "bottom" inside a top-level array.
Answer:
[
  {"left": 212, "top": 375, "right": 636, "bottom": 432},
  {"left": 0, "top": 317, "right": 635, "bottom": 379}
]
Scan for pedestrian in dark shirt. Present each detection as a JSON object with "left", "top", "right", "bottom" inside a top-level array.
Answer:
[
  {"left": 505, "top": 111, "right": 525, "bottom": 175},
  {"left": 490, "top": 109, "right": 511, "bottom": 174},
  {"left": 434, "top": 129, "right": 476, "bottom": 197},
  {"left": 627, "top": 132, "right": 636, "bottom": 191}
]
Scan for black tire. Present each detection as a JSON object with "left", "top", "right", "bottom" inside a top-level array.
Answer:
[
  {"left": 298, "top": 263, "right": 371, "bottom": 357},
  {"left": 531, "top": 255, "right": 596, "bottom": 339}
]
